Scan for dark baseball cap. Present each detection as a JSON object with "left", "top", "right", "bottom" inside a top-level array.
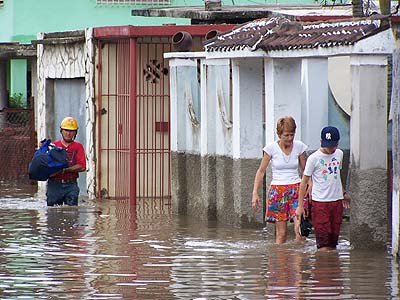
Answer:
[{"left": 321, "top": 126, "right": 340, "bottom": 147}]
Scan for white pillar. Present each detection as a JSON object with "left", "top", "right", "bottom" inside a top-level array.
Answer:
[
  {"left": 201, "top": 58, "right": 231, "bottom": 156},
  {"left": 232, "top": 58, "right": 264, "bottom": 159},
  {"left": 168, "top": 56, "right": 203, "bottom": 216},
  {"left": 301, "top": 58, "right": 329, "bottom": 150},
  {"left": 169, "top": 59, "right": 181, "bottom": 152},
  {"left": 170, "top": 58, "right": 200, "bottom": 153},
  {"left": 264, "top": 58, "right": 302, "bottom": 144},
  {"left": 231, "top": 57, "right": 265, "bottom": 224},
  {"left": 350, "top": 54, "right": 388, "bottom": 248},
  {"left": 391, "top": 47, "right": 400, "bottom": 257},
  {"left": 215, "top": 60, "right": 232, "bottom": 156},
  {"left": 350, "top": 55, "right": 387, "bottom": 170}
]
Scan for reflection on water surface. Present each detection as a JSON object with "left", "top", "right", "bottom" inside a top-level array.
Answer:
[{"left": 0, "top": 184, "right": 398, "bottom": 299}]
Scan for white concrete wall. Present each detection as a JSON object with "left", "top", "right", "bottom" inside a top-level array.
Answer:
[
  {"left": 201, "top": 58, "right": 232, "bottom": 157},
  {"left": 36, "top": 28, "right": 95, "bottom": 198},
  {"left": 264, "top": 58, "right": 302, "bottom": 145},
  {"left": 349, "top": 54, "right": 388, "bottom": 248},
  {"left": 169, "top": 59, "right": 181, "bottom": 152},
  {"left": 391, "top": 47, "right": 400, "bottom": 257},
  {"left": 169, "top": 58, "right": 201, "bottom": 154},
  {"left": 232, "top": 58, "right": 264, "bottom": 159},
  {"left": 350, "top": 55, "right": 388, "bottom": 169},
  {"left": 301, "top": 58, "right": 329, "bottom": 150}
]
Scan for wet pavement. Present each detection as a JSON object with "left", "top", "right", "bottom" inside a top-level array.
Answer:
[{"left": 0, "top": 182, "right": 398, "bottom": 299}]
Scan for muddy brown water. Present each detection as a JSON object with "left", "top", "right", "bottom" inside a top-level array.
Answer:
[{"left": 0, "top": 182, "right": 398, "bottom": 299}]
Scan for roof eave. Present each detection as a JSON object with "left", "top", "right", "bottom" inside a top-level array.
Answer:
[{"left": 202, "top": 28, "right": 395, "bottom": 59}]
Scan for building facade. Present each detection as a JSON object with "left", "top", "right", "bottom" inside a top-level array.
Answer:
[{"left": 167, "top": 16, "right": 395, "bottom": 249}]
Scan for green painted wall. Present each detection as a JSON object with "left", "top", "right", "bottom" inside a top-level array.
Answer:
[
  {"left": 0, "top": 0, "right": 13, "bottom": 41},
  {"left": 3, "top": 0, "right": 192, "bottom": 43}
]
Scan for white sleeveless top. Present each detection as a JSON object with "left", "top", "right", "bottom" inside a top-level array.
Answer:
[{"left": 263, "top": 140, "right": 308, "bottom": 185}]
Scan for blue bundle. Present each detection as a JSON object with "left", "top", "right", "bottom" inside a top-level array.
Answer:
[{"left": 28, "top": 139, "right": 69, "bottom": 181}]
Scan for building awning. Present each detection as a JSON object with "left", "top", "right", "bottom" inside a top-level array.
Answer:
[
  {"left": 32, "top": 30, "right": 86, "bottom": 45},
  {"left": 0, "top": 43, "right": 36, "bottom": 59}
]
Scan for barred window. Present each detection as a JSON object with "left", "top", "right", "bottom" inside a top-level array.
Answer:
[{"left": 97, "top": 0, "right": 171, "bottom": 4}]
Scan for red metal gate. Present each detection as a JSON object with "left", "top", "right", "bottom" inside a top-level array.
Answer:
[
  {"left": 0, "top": 99, "right": 35, "bottom": 181},
  {"left": 95, "top": 25, "right": 234, "bottom": 204},
  {"left": 97, "top": 37, "right": 172, "bottom": 203}
]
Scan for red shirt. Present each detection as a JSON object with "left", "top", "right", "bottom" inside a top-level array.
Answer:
[{"left": 52, "top": 140, "right": 86, "bottom": 180}]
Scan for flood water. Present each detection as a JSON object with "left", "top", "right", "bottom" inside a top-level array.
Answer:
[{"left": 0, "top": 182, "right": 399, "bottom": 300}]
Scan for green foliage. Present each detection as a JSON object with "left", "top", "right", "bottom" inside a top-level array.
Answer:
[
  {"left": 9, "top": 92, "right": 25, "bottom": 108},
  {"left": 8, "top": 92, "right": 29, "bottom": 125}
]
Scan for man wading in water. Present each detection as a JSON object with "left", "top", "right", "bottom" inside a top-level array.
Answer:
[{"left": 47, "top": 117, "right": 86, "bottom": 206}]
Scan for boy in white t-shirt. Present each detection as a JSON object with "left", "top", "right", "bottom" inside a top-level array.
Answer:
[{"left": 296, "top": 126, "right": 350, "bottom": 251}]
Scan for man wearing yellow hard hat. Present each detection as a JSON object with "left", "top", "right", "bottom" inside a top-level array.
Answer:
[{"left": 47, "top": 117, "right": 86, "bottom": 206}]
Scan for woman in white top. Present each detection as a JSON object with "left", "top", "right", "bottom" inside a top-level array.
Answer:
[{"left": 252, "top": 116, "right": 308, "bottom": 244}]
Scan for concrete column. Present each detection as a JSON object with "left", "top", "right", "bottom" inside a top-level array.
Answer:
[
  {"left": 201, "top": 59, "right": 216, "bottom": 156},
  {"left": 201, "top": 58, "right": 231, "bottom": 156},
  {"left": 232, "top": 58, "right": 264, "bottom": 225},
  {"left": 301, "top": 58, "right": 329, "bottom": 150},
  {"left": 391, "top": 47, "right": 400, "bottom": 256},
  {"left": 170, "top": 58, "right": 188, "bottom": 153},
  {"left": 169, "top": 59, "right": 185, "bottom": 214},
  {"left": 203, "top": 59, "right": 233, "bottom": 222},
  {"left": 169, "top": 58, "right": 201, "bottom": 215},
  {"left": 214, "top": 61, "right": 232, "bottom": 156},
  {"left": 264, "top": 58, "right": 302, "bottom": 145},
  {"left": 214, "top": 60, "right": 234, "bottom": 223},
  {"left": 349, "top": 55, "right": 388, "bottom": 249}
]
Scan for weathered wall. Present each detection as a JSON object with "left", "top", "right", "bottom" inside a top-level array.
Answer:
[
  {"left": 200, "top": 155, "right": 218, "bottom": 220},
  {"left": 172, "top": 152, "right": 263, "bottom": 226},
  {"left": 391, "top": 42, "right": 400, "bottom": 256},
  {"left": 169, "top": 55, "right": 264, "bottom": 226},
  {"left": 171, "top": 152, "right": 218, "bottom": 222},
  {"left": 349, "top": 55, "right": 389, "bottom": 249},
  {"left": 233, "top": 158, "right": 264, "bottom": 226},
  {"left": 349, "top": 168, "right": 388, "bottom": 248},
  {"left": 171, "top": 152, "right": 187, "bottom": 215},
  {"left": 215, "top": 156, "right": 234, "bottom": 224}
]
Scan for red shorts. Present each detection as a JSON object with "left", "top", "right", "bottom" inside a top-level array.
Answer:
[{"left": 311, "top": 200, "right": 343, "bottom": 249}]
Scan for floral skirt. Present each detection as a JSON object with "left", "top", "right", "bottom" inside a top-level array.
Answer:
[{"left": 265, "top": 183, "right": 303, "bottom": 223}]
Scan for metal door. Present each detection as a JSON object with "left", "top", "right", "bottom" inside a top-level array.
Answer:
[{"left": 51, "top": 78, "right": 87, "bottom": 196}]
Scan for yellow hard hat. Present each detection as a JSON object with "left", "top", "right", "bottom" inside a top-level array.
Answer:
[{"left": 60, "top": 117, "right": 78, "bottom": 130}]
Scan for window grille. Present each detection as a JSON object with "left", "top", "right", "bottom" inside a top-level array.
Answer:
[{"left": 97, "top": 0, "right": 171, "bottom": 4}]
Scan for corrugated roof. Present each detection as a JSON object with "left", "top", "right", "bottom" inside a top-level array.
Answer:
[{"left": 204, "top": 16, "right": 390, "bottom": 52}]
